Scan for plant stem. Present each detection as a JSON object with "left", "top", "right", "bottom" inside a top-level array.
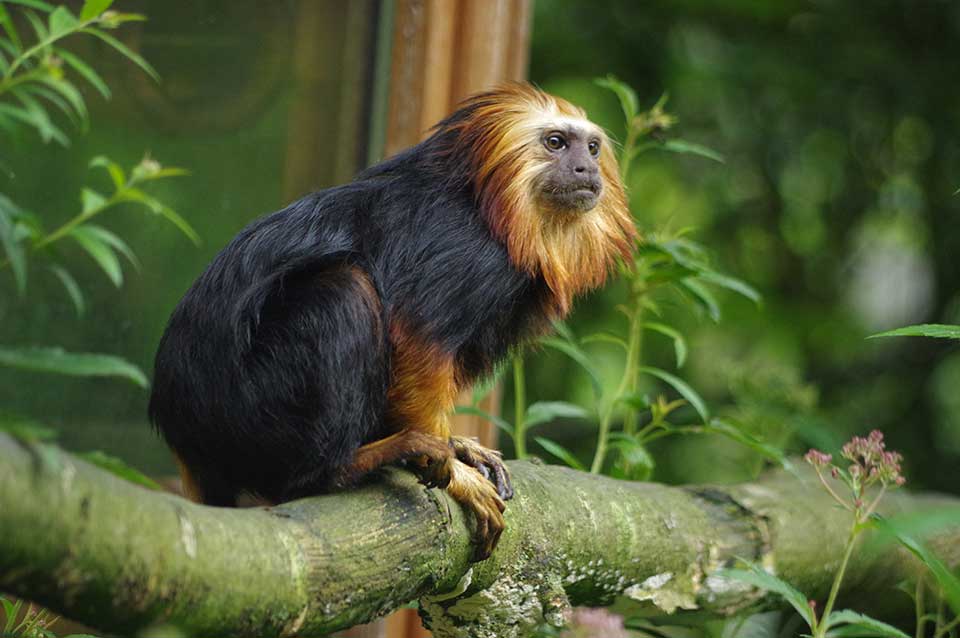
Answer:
[
  {"left": 512, "top": 355, "right": 527, "bottom": 459},
  {"left": 935, "top": 614, "right": 960, "bottom": 638},
  {"left": 5, "top": 18, "right": 100, "bottom": 79},
  {"left": 814, "top": 520, "right": 861, "bottom": 638},
  {"left": 619, "top": 124, "right": 639, "bottom": 182},
  {"left": 621, "top": 282, "right": 646, "bottom": 435},
  {"left": 591, "top": 410, "right": 613, "bottom": 473},
  {"left": 0, "top": 68, "right": 46, "bottom": 97},
  {"left": 813, "top": 467, "right": 853, "bottom": 511},
  {"left": 916, "top": 576, "right": 926, "bottom": 638},
  {"left": 0, "top": 198, "right": 115, "bottom": 273}
]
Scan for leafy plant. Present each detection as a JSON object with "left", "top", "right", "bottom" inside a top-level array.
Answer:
[
  {"left": 0, "top": 1, "right": 194, "bottom": 481},
  {"left": 0, "top": 594, "right": 96, "bottom": 638},
  {"left": 869, "top": 324, "right": 960, "bottom": 341},
  {"left": 460, "top": 76, "right": 783, "bottom": 480},
  {"left": 720, "top": 431, "right": 920, "bottom": 638}
]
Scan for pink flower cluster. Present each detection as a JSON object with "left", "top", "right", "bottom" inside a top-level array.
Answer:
[
  {"left": 839, "top": 430, "right": 905, "bottom": 487},
  {"left": 805, "top": 429, "right": 906, "bottom": 508}
]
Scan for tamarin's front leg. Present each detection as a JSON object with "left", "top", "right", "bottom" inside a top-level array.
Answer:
[{"left": 384, "top": 322, "right": 513, "bottom": 560}]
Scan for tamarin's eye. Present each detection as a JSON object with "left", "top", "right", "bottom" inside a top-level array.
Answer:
[
  {"left": 544, "top": 134, "right": 567, "bottom": 151},
  {"left": 588, "top": 140, "right": 600, "bottom": 156}
]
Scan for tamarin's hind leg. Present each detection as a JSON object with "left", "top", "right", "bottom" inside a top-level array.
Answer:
[
  {"left": 173, "top": 453, "right": 236, "bottom": 506},
  {"left": 342, "top": 429, "right": 454, "bottom": 489},
  {"left": 175, "top": 455, "right": 203, "bottom": 502},
  {"left": 344, "top": 430, "right": 506, "bottom": 561},
  {"left": 451, "top": 436, "right": 514, "bottom": 501}
]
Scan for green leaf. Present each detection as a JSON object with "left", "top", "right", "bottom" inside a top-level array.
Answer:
[
  {"left": 78, "top": 450, "right": 161, "bottom": 490},
  {"left": 541, "top": 337, "right": 604, "bottom": 401},
  {"left": 47, "top": 5, "right": 78, "bottom": 37},
  {"left": 89, "top": 155, "right": 125, "bottom": 189},
  {"left": 533, "top": 436, "right": 586, "bottom": 471},
  {"left": 0, "top": 3, "right": 23, "bottom": 52},
  {"left": 551, "top": 319, "right": 576, "bottom": 342},
  {"left": 82, "top": 224, "right": 139, "bottom": 271},
  {"left": 707, "top": 418, "right": 791, "bottom": 469},
  {"left": 99, "top": 12, "right": 147, "bottom": 27},
  {"left": 638, "top": 366, "right": 709, "bottom": 423},
  {"left": 2, "top": 596, "right": 20, "bottom": 633},
  {"left": 825, "top": 610, "right": 909, "bottom": 638},
  {"left": 80, "top": 27, "right": 159, "bottom": 81},
  {"left": 48, "top": 264, "right": 85, "bottom": 316},
  {"left": 645, "top": 263, "right": 700, "bottom": 285},
  {"left": 56, "top": 47, "right": 110, "bottom": 98},
  {"left": 23, "top": 83, "right": 80, "bottom": 127},
  {"left": 609, "top": 435, "right": 655, "bottom": 481},
  {"left": 454, "top": 405, "right": 514, "bottom": 436},
  {"left": 0, "top": 415, "right": 57, "bottom": 443},
  {"left": 1, "top": 0, "right": 55, "bottom": 12},
  {"left": 657, "top": 139, "right": 725, "bottom": 163},
  {"left": 36, "top": 75, "right": 88, "bottom": 125},
  {"left": 615, "top": 392, "right": 651, "bottom": 411},
  {"left": 698, "top": 271, "right": 762, "bottom": 305},
  {"left": 23, "top": 7, "right": 47, "bottom": 41},
  {"left": 79, "top": 0, "right": 113, "bottom": 21},
  {"left": 581, "top": 331, "right": 628, "bottom": 351},
  {"left": 0, "top": 194, "right": 28, "bottom": 295},
  {"left": 0, "top": 34, "right": 19, "bottom": 57},
  {"left": 130, "top": 165, "right": 190, "bottom": 182},
  {"left": 595, "top": 74, "right": 638, "bottom": 122},
  {"left": 524, "top": 401, "right": 593, "bottom": 428},
  {"left": 119, "top": 187, "right": 200, "bottom": 245},
  {"left": 868, "top": 324, "right": 960, "bottom": 340},
  {"left": 643, "top": 321, "right": 688, "bottom": 367},
  {"left": 716, "top": 565, "right": 815, "bottom": 627},
  {"left": 80, "top": 187, "right": 107, "bottom": 214},
  {"left": 874, "top": 518, "right": 960, "bottom": 614},
  {"left": 69, "top": 224, "right": 123, "bottom": 286},
  {"left": 0, "top": 345, "right": 148, "bottom": 387},
  {"left": 4, "top": 91, "right": 69, "bottom": 144},
  {"left": 674, "top": 277, "right": 721, "bottom": 322}
]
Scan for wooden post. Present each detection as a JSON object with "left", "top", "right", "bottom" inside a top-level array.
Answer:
[
  {"left": 383, "top": 0, "right": 531, "bottom": 453},
  {"left": 353, "top": 1, "right": 532, "bottom": 635}
]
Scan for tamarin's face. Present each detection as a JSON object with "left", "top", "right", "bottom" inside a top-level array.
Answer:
[
  {"left": 533, "top": 118, "right": 605, "bottom": 214},
  {"left": 449, "top": 84, "right": 636, "bottom": 310}
]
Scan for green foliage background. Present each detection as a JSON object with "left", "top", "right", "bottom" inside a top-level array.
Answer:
[
  {"left": 1, "top": 0, "right": 958, "bottom": 500},
  {"left": 524, "top": 0, "right": 960, "bottom": 494}
]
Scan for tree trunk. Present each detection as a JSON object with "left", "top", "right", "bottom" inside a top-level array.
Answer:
[{"left": 0, "top": 433, "right": 956, "bottom": 637}]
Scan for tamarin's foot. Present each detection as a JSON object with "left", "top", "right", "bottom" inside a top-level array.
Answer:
[
  {"left": 451, "top": 436, "right": 514, "bottom": 501},
  {"left": 446, "top": 459, "right": 506, "bottom": 561},
  {"left": 413, "top": 451, "right": 454, "bottom": 490}
]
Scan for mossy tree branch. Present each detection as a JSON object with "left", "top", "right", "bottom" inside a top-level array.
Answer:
[{"left": 0, "top": 433, "right": 957, "bottom": 637}]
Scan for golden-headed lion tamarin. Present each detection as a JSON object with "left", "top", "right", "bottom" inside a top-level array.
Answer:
[{"left": 149, "top": 84, "right": 635, "bottom": 560}]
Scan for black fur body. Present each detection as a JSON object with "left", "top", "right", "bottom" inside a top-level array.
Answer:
[{"left": 148, "top": 124, "right": 551, "bottom": 506}]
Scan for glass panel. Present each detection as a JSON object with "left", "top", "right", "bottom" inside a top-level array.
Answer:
[{"left": 0, "top": 0, "right": 381, "bottom": 473}]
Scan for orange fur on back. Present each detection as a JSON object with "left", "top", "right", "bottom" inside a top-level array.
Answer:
[{"left": 445, "top": 83, "right": 637, "bottom": 314}]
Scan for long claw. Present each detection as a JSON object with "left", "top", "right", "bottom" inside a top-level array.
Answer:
[{"left": 451, "top": 436, "right": 514, "bottom": 501}]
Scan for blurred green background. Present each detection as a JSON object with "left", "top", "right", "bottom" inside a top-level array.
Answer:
[
  {"left": 522, "top": 0, "right": 960, "bottom": 493},
  {"left": 1, "top": 0, "right": 958, "bottom": 497}
]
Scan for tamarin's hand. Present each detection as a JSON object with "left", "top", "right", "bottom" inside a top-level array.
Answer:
[{"left": 149, "top": 84, "right": 635, "bottom": 561}]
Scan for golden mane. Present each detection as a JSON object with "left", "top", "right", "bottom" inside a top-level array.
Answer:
[{"left": 446, "top": 83, "right": 637, "bottom": 314}]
